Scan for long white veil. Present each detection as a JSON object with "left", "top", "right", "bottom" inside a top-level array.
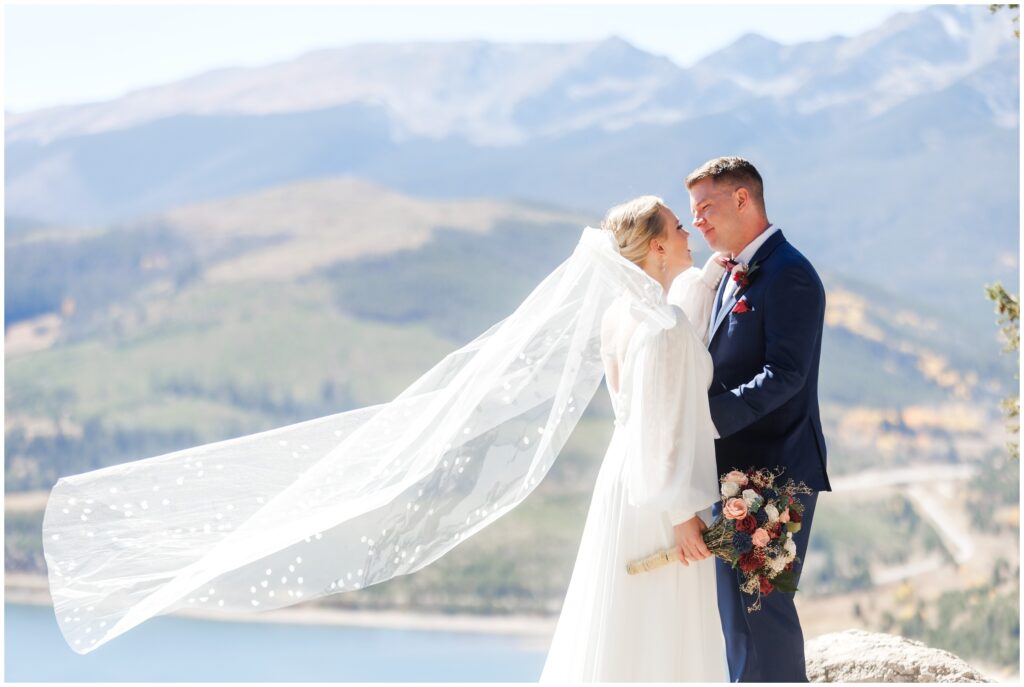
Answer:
[{"left": 42, "top": 226, "right": 695, "bottom": 654}]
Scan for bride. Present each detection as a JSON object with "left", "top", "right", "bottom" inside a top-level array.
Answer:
[
  {"left": 42, "top": 195, "right": 728, "bottom": 680},
  {"left": 539, "top": 197, "right": 727, "bottom": 682}
]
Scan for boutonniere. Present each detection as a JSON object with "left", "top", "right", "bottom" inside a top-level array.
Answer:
[
  {"left": 731, "top": 260, "right": 761, "bottom": 290},
  {"left": 732, "top": 298, "right": 752, "bottom": 314}
]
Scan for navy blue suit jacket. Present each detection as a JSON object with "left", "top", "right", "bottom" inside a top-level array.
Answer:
[{"left": 707, "top": 230, "right": 831, "bottom": 492}]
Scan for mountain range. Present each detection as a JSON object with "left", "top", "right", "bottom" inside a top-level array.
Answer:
[
  {"left": 6, "top": 5, "right": 1016, "bottom": 146},
  {"left": 5, "top": 5, "right": 1018, "bottom": 333}
]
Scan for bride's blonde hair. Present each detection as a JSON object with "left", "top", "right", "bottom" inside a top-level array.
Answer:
[{"left": 601, "top": 195, "right": 667, "bottom": 267}]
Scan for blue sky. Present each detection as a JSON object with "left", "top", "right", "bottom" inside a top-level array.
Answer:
[{"left": 5, "top": 3, "right": 920, "bottom": 113}]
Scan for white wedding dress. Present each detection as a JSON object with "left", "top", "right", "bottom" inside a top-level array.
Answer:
[{"left": 539, "top": 261, "right": 729, "bottom": 683}]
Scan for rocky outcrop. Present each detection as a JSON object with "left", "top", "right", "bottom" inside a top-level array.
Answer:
[{"left": 807, "top": 630, "right": 992, "bottom": 683}]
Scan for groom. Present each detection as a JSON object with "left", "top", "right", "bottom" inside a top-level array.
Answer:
[{"left": 685, "top": 157, "right": 831, "bottom": 682}]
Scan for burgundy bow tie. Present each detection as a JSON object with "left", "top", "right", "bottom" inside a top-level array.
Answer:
[{"left": 721, "top": 257, "right": 740, "bottom": 272}]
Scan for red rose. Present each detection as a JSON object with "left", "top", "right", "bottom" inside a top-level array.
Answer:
[
  {"left": 790, "top": 510, "right": 802, "bottom": 524},
  {"left": 736, "top": 515, "right": 758, "bottom": 534},
  {"left": 768, "top": 522, "right": 781, "bottom": 539},
  {"left": 732, "top": 299, "right": 751, "bottom": 314},
  {"left": 759, "top": 577, "right": 774, "bottom": 595},
  {"left": 739, "top": 550, "right": 765, "bottom": 573}
]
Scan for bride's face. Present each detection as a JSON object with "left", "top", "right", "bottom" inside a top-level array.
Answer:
[{"left": 653, "top": 206, "right": 694, "bottom": 276}]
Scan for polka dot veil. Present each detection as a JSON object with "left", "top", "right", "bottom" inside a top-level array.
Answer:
[{"left": 42, "top": 227, "right": 678, "bottom": 654}]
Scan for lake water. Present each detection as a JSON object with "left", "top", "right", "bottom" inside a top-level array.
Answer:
[{"left": 4, "top": 604, "right": 549, "bottom": 682}]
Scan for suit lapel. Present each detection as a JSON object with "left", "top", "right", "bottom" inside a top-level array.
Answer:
[{"left": 708, "top": 230, "right": 788, "bottom": 345}]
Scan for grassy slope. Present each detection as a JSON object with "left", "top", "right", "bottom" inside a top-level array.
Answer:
[{"left": 7, "top": 279, "right": 453, "bottom": 432}]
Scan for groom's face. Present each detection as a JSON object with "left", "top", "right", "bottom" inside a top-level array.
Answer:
[{"left": 688, "top": 179, "right": 740, "bottom": 255}]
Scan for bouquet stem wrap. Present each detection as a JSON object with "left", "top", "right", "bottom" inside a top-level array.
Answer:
[{"left": 625, "top": 547, "right": 680, "bottom": 575}]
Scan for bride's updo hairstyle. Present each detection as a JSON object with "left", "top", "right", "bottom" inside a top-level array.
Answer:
[{"left": 601, "top": 195, "right": 667, "bottom": 267}]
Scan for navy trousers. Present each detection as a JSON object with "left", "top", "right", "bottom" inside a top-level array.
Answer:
[{"left": 713, "top": 492, "right": 818, "bottom": 682}]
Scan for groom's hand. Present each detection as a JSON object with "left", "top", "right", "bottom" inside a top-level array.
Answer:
[{"left": 673, "top": 515, "right": 711, "bottom": 566}]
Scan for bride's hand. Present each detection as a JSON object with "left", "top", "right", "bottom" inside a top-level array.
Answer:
[
  {"left": 695, "top": 252, "right": 728, "bottom": 289},
  {"left": 673, "top": 515, "right": 711, "bottom": 566}
]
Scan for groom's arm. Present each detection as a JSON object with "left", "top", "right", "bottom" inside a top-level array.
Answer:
[{"left": 709, "top": 264, "right": 825, "bottom": 438}]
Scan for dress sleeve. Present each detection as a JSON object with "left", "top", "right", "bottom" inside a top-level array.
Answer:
[
  {"left": 667, "top": 254, "right": 726, "bottom": 345},
  {"left": 621, "top": 311, "right": 721, "bottom": 525}
]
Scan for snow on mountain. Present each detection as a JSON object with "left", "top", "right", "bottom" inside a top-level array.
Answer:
[{"left": 6, "top": 6, "right": 1017, "bottom": 148}]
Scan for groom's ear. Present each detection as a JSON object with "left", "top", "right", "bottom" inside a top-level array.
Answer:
[{"left": 734, "top": 187, "right": 750, "bottom": 211}]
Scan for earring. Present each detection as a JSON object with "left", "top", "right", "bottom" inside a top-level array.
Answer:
[{"left": 660, "top": 255, "right": 667, "bottom": 273}]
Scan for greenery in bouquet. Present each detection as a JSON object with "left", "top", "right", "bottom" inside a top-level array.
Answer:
[{"left": 702, "top": 467, "right": 814, "bottom": 612}]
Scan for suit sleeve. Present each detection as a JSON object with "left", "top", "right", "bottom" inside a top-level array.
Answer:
[{"left": 708, "top": 264, "right": 825, "bottom": 438}]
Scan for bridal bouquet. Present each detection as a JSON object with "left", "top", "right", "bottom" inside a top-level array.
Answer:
[{"left": 702, "top": 467, "right": 813, "bottom": 612}]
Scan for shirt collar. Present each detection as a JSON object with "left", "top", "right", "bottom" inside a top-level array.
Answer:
[{"left": 734, "top": 224, "right": 778, "bottom": 265}]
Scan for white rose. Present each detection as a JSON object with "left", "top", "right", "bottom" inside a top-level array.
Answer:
[
  {"left": 768, "top": 555, "right": 789, "bottom": 573},
  {"left": 784, "top": 538, "right": 797, "bottom": 560},
  {"left": 721, "top": 481, "right": 740, "bottom": 498},
  {"left": 764, "top": 503, "right": 779, "bottom": 523},
  {"left": 741, "top": 489, "right": 761, "bottom": 507}
]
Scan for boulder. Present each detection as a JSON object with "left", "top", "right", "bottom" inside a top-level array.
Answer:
[{"left": 806, "top": 629, "right": 992, "bottom": 683}]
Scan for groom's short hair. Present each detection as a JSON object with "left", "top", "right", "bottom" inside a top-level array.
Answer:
[{"left": 685, "top": 157, "right": 765, "bottom": 211}]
